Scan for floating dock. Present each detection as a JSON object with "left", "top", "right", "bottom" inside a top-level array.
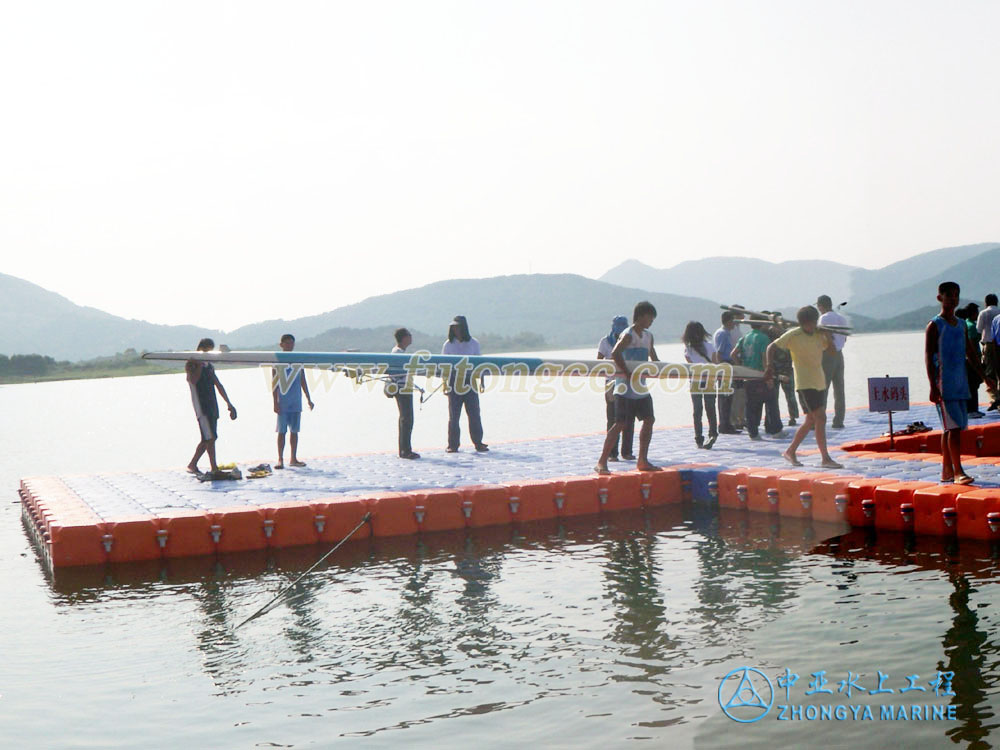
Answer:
[{"left": 20, "top": 403, "right": 1000, "bottom": 570}]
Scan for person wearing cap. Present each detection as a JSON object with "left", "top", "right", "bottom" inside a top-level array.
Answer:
[
  {"left": 816, "top": 295, "right": 847, "bottom": 429},
  {"left": 443, "top": 315, "right": 488, "bottom": 453},
  {"left": 597, "top": 315, "right": 635, "bottom": 460}
]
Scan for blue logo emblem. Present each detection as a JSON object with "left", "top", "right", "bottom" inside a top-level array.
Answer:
[{"left": 719, "top": 667, "right": 774, "bottom": 723}]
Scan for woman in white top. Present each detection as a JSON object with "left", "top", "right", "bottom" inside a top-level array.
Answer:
[
  {"left": 442, "top": 315, "right": 488, "bottom": 452},
  {"left": 682, "top": 321, "right": 719, "bottom": 449}
]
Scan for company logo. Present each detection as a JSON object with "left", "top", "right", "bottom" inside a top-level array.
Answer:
[
  {"left": 718, "top": 666, "right": 958, "bottom": 723},
  {"left": 718, "top": 667, "right": 774, "bottom": 723}
]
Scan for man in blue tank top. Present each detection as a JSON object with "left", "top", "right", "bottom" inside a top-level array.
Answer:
[
  {"left": 272, "top": 334, "right": 314, "bottom": 469},
  {"left": 926, "top": 281, "right": 995, "bottom": 485}
]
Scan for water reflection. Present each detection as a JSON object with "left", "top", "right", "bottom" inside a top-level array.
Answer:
[{"left": 29, "top": 505, "right": 1000, "bottom": 746}]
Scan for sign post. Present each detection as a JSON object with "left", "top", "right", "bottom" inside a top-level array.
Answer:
[{"left": 867, "top": 376, "right": 910, "bottom": 451}]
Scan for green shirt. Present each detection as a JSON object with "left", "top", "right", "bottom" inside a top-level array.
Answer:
[{"left": 736, "top": 329, "right": 769, "bottom": 371}]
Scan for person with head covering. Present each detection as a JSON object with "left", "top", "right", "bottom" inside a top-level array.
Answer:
[
  {"left": 597, "top": 315, "right": 635, "bottom": 460},
  {"left": 442, "top": 315, "right": 488, "bottom": 452},
  {"left": 816, "top": 295, "right": 847, "bottom": 429}
]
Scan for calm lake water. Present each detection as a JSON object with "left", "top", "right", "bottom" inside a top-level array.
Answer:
[{"left": 1, "top": 332, "right": 997, "bottom": 748}]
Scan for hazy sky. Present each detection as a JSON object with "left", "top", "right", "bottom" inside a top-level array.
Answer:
[{"left": 3, "top": 1, "right": 998, "bottom": 330}]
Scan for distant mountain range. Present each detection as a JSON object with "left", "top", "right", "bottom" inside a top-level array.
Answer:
[
  {"left": 225, "top": 275, "right": 721, "bottom": 350},
  {"left": 0, "top": 272, "right": 720, "bottom": 360},
  {"left": 0, "top": 273, "right": 221, "bottom": 361},
  {"left": 600, "top": 257, "right": 856, "bottom": 310},
  {"left": 601, "top": 242, "right": 1000, "bottom": 321},
  {"left": 4, "top": 241, "right": 999, "bottom": 361}
]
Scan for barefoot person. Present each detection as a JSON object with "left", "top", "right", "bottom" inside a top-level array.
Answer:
[
  {"left": 272, "top": 333, "right": 314, "bottom": 469},
  {"left": 926, "top": 282, "right": 995, "bottom": 484},
  {"left": 596, "top": 301, "right": 661, "bottom": 474},
  {"left": 186, "top": 338, "right": 237, "bottom": 475},
  {"left": 764, "top": 307, "right": 842, "bottom": 469}
]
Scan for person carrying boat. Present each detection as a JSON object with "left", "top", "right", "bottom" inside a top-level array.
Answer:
[
  {"left": 764, "top": 306, "right": 842, "bottom": 469},
  {"left": 186, "top": 338, "right": 237, "bottom": 476},
  {"left": 595, "top": 301, "right": 661, "bottom": 474},
  {"left": 816, "top": 295, "right": 847, "bottom": 429},
  {"left": 713, "top": 311, "right": 742, "bottom": 434},
  {"left": 443, "top": 315, "right": 488, "bottom": 453},
  {"left": 926, "top": 282, "right": 996, "bottom": 484},
  {"left": 733, "top": 314, "right": 780, "bottom": 440},
  {"left": 597, "top": 315, "right": 635, "bottom": 460},
  {"left": 762, "top": 310, "right": 799, "bottom": 426},
  {"left": 272, "top": 334, "right": 314, "bottom": 469},
  {"left": 391, "top": 327, "right": 419, "bottom": 459}
]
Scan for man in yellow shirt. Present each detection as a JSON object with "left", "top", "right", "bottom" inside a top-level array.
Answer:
[{"left": 764, "top": 306, "right": 842, "bottom": 469}]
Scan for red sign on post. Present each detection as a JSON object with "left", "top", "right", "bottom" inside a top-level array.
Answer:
[{"left": 868, "top": 377, "right": 909, "bottom": 413}]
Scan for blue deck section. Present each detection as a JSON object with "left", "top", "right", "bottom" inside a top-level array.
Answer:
[{"left": 44, "top": 403, "right": 1000, "bottom": 520}]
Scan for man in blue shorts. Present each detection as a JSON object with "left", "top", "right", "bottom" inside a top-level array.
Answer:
[
  {"left": 272, "top": 333, "right": 314, "bottom": 469},
  {"left": 926, "top": 282, "right": 995, "bottom": 484}
]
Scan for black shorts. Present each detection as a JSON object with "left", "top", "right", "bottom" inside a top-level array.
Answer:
[
  {"left": 615, "top": 395, "right": 654, "bottom": 423},
  {"left": 797, "top": 388, "right": 827, "bottom": 414}
]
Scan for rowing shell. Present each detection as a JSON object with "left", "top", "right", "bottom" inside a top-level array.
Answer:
[
  {"left": 143, "top": 350, "right": 764, "bottom": 380},
  {"left": 719, "top": 304, "right": 852, "bottom": 336}
]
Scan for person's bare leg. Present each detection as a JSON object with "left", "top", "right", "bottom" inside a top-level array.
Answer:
[
  {"left": 277, "top": 433, "right": 285, "bottom": 468},
  {"left": 950, "top": 430, "right": 973, "bottom": 482},
  {"left": 596, "top": 423, "right": 623, "bottom": 473},
  {"left": 206, "top": 440, "right": 219, "bottom": 473},
  {"left": 784, "top": 412, "right": 814, "bottom": 465},
  {"left": 636, "top": 418, "right": 660, "bottom": 471},
  {"left": 941, "top": 432, "right": 954, "bottom": 482},
  {"left": 188, "top": 442, "right": 206, "bottom": 473},
  {"left": 289, "top": 433, "right": 306, "bottom": 466},
  {"left": 814, "top": 409, "right": 842, "bottom": 467}
]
